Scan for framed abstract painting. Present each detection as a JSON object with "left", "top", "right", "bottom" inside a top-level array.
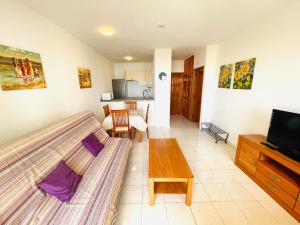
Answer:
[
  {"left": 78, "top": 67, "right": 92, "bottom": 89},
  {"left": 0, "top": 44, "right": 46, "bottom": 91},
  {"left": 218, "top": 64, "right": 233, "bottom": 89},
  {"left": 233, "top": 58, "right": 256, "bottom": 90}
]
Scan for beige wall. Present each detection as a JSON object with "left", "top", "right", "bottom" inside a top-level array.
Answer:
[
  {"left": 171, "top": 60, "right": 184, "bottom": 72},
  {"left": 0, "top": 0, "right": 113, "bottom": 144},
  {"left": 203, "top": 2, "right": 300, "bottom": 146}
]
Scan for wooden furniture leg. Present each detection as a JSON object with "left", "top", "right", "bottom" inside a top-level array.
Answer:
[
  {"left": 186, "top": 178, "right": 193, "bottom": 206},
  {"left": 138, "top": 130, "right": 143, "bottom": 142},
  {"left": 131, "top": 127, "right": 136, "bottom": 139},
  {"left": 149, "top": 178, "right": 155, "bottom": 206}
]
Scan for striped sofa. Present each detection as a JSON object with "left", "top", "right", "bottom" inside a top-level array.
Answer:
[{"left": 0, "top": 111, "right": 133, "bottom": 225}]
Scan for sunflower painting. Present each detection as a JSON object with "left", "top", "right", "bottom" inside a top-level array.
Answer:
[
  {"left": 233, "top": 58, "right": 256, "bottom": 90},
  {"left": 218, "top": 64, "right": 233, "bottom": 88}
]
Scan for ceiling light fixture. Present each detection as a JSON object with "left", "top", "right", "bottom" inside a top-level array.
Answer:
[
  {"left": 124, "top": 56, "right": 134, "bottom": 61},
  {"left": 98, "top": 26, "right": 116, "bottom": 36},
  {"left": 158, "top": 24, "right": 165, "bottom": 28}
]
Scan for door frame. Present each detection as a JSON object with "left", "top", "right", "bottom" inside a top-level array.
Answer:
[{"left": 193, "top": 66, "right": 205, "bottom": 124}]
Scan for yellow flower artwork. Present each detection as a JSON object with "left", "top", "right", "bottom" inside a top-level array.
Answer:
[
  {"left": 218, "top": 64, "right": 233, "bottom": 88},
  {"left": 233, "top": 58, "right": 256, "bottom": 90}
]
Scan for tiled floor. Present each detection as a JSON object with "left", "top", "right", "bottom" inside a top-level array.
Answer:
[{"left": 115, "top": 115, "right": 299, "bottom": 225}]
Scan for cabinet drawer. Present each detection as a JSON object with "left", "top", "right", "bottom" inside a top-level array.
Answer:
[
  {"left": 239, "top": 149, "right": 259, "bottom": 174},
  {"left": 256, "top": 172, "right": 296, "bottom": 208},
  {"left": 256, "top": 161, "right": 299, "bottom": 198}
]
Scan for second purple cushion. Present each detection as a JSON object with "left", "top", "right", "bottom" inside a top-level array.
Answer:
[{"left": 82, "top": 132, "right": 104, "bottom": 157}]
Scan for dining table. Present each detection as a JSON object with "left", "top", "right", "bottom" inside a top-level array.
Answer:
[{"left": 102, "top": 110, "right": 148, "bottom": 142}]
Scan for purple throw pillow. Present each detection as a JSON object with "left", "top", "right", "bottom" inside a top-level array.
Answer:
[
  {"left": 37, "top": 160, "right": 82, "bottom": 202},
  {"left": 81, "top": 133, "right": 104, "bottom": 157}
]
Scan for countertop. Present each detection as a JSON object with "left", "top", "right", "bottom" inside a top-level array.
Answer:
[{"left": 100, "top": 97, "right": 154, "bottom": 102}]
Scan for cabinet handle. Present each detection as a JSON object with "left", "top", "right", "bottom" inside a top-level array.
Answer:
[
  {"left": 267, "top": 183, "right": 278, "bottom": 192},
  {"left": 268, "top": 173, "right": 280, "bottom": 183}
]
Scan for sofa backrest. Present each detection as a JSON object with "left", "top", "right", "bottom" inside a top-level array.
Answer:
[{"left": 0, "top": 111, "right": 109, "bottom": 224}]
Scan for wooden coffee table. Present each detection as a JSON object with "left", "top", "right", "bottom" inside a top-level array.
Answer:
[{"left": 148, "top": 138, "right": 194, "bottom": 206}]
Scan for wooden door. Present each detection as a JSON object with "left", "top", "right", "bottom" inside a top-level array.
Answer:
[
  {"left": 191, "top": 67, "right": 204, "bottom": 122},
  {"left": 171, "top": 73, "right": 184, "bottom": 115},
  {"left": 183, "top": 56, "right": 194, "bottom": 119}
]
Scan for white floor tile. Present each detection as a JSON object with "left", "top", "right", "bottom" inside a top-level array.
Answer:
[
  {"left": 196, "top": 171, "right": 220, "bottom": 183},
  {"left": 127, "top": 161, "right": 143, "bottom": 172},
  {"left": 241, "top": 181, "right": 272, "bottom": 201},
  {"left": 192, "top": 184, "right": 210, "bottom": 202},
  {"left": 115, "top": 204, "right": 141, "bottom": 225},
  {"left": 120, "top": 185, "right": 143, "bottom": 204},
  {"left": 191, "top": 202, "right": 224, "bottom": 225},
  {"left": 214, "top": 202, "right": 251, "bottom": 225},
  {"left": 213, "top": 170, "right": 235, "bottom": 183},
  {"left": 259, "top": 200, "right": 299, "bottom": 225},
  {"left": 237, "top": 201, "right": 279, "bottom": 225},
  {"left": 222, "top": 183, "right": 255, "bottom": 201},
  {"left": 142, "top": 204, "right": 168, "bottom": 225},
  {"left": 203, "top": 184, "right": 232, "bottom": 201},
  {"left": 124, "top": 171, "right": 143, "bottom": 185},
  {"left": 166, "top": 203, "right": 196, "bottom": 225}
]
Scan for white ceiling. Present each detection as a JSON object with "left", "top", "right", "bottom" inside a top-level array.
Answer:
[{"left": 21, "top": 0, "right": 294, "bottom": 62}]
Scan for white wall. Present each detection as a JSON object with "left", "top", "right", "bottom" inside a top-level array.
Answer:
[
  {"left": 206, "top": 2, "right": 300, "bottom": 146},
  {"left": 113, "top": 62, "right": 153, "bottom": 79},
  {"left": 0, "top": 0, "right": 113, "bottom": 144},
  {"left": 171, "top": 60, "right": 184, "bottom": 72},
  {"left": 154, "top": 49, "right": 172, "bottom": 127},
  {"left": 194, "top": 47, "right": 206, "bottom": 68},
  {"left": 200, "top": 45, "right": 218, "bottom": 123}
]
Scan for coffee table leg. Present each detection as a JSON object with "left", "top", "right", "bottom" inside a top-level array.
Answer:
[
  {"left": 186, "top": 178, "right": 193, "bottom": 206},
  {"left": 149, "top": 178, "right": 155, "bottom": 206},
  {"left": 138, "top": 130, "right": 143, "bottom": 142}
]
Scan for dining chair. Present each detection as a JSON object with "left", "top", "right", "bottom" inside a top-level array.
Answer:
[
  {"left": 125, "top": 101, "right": 137, "bottom": 110},
  {"left": 111, "top": 110, "right": 131, "bottom": 139},
  {"left": 103, "top": 104, "right": 110, "bottom": 117},
  {"left": 145, "top": 104, "right": 150, "bottom": 138}
]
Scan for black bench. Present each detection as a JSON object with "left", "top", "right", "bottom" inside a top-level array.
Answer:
[{"left": 200, "top": 122, "right": 229, "bottom": 143}]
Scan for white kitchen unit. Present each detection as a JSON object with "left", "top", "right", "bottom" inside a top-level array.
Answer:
[
  {"left": 125, "top": 70, "right": 153, "bottom": 85},
  {"left": 100, "top": 100, "right": 155, "bottom": 126}
]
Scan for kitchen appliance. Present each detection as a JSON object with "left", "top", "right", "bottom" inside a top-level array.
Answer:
[
  {"left": 262, "top": 109, "right": 300, "bottom": 162},
  {"left": 112, "top": 79, "right": 126, "bottom": 98},
  {"left": 101, "top": 92, "right": 113, "bottom": 100}
]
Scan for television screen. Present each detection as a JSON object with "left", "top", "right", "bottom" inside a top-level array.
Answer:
[{"left": 267, "top": 109, "right": 300, "bottom": 154}]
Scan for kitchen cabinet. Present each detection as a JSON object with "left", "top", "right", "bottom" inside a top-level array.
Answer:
[{"left": 125, "top": 70, "right": 153, "bottom": 85}]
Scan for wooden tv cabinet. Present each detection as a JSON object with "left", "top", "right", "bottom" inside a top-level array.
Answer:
[{"left": 235, "top": 135, "right": 300, "bottom": 222}]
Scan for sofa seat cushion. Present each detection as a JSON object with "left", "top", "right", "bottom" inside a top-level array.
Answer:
[{"left": 26, "top": 138, "right": 132, "bottom": 225}]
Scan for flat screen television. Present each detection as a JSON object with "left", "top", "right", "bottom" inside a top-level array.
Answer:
[{"left": 265, "top": 109, "right": 300, "bottom": 162}]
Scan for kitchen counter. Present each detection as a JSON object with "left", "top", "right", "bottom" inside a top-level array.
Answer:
[{"left": 101, "top": 97, "right": 154, "bottom": 102}]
